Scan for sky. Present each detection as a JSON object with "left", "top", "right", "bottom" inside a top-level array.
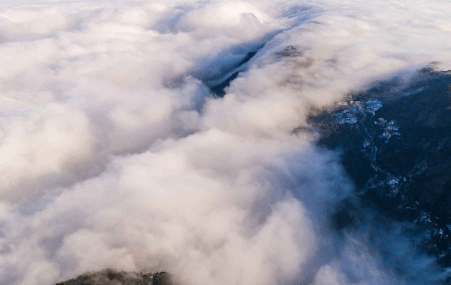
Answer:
[{"left": 0, "top": 0, "right": 451, "bottom": 285}]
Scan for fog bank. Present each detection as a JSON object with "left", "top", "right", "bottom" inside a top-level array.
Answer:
[{"left": 0, "top": 0, "right": 451, "bottom": 284}]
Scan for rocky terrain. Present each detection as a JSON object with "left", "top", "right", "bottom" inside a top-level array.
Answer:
[
  {"left": 311, "top": 67, "right": 451, "bottom": 282},
  {"left": 55, "top": 270, "right": 172, "bottom": 285}
]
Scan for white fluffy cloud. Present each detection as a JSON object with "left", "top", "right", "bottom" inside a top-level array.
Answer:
[{"left": 0, "top": 0, "right": 450, "bottom": 285}]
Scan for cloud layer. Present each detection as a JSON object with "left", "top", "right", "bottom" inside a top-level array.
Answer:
[{"left": 0, "top": 0, "right": 451, "bottom": 285}]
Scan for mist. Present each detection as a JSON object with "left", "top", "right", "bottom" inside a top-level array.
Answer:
[{"left": 1, "top": 0, "right": 451, "bottom": 284}]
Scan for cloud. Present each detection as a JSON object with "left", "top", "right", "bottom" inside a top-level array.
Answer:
[{"left": 0, "top": 0, "right": 450, "bottom": 285}]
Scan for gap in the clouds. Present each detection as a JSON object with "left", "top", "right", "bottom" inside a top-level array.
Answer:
[
  {"left": 189, "top": 5, "right": 322, "bottom": 98},
  {"left": 190, "top": 29, "right": 285, "bottom": 98},
  {"left": 207, "top": 44, "right": 304, "bottom": 97},
  {"left": 208, "top": 50, "right": 258, "bottom": 97},
  {"left": 163, "top": 4, "right": 321, "bottom": 98},
  {"left": 192, "top": 42, "right": 265, "bottom": 97}
]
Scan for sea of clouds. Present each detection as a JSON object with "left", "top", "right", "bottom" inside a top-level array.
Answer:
[{"left": 1, "top": 0, "right": 451, "bottom": 284}]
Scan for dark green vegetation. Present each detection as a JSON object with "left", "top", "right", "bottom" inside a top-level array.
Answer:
[
  {"left": 55, "top": 270, "right": 172, "bottom": 285},
  {"left": 312, "top": 67, "right": 451, "bottom": 282}
]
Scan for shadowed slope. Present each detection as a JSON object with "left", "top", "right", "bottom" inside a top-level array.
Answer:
[{"left": 55, "top": 270, "right": 173, "bottom": 285}]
